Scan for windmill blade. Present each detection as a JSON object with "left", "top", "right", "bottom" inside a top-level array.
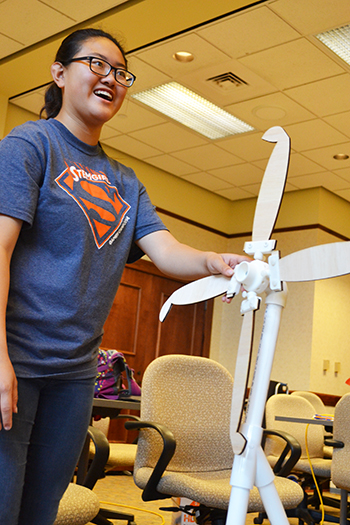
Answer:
[
  {"left": 279, "top": 241, "right": 350, "bottom": 282},
  {"left": 230, "top": 309, "right": 255, "bottom": 455},
  {"left": 159, "top": 274, "right": 237, "bottom": 322},
  {"left": 252, "top": 126, "right": 290, "bottom": 243}
]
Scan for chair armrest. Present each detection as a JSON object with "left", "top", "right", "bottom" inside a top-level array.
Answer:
[
  {"left": 263, "top": 428, "right": 301, "bottom": 477},
  {"left": 82, "top": 426, "right": 110, "bottom": 489},
  {"left": 125, "top": 420, "right": 176, "bottom": 501},
  {"left": 324, "top": 438, "right": 344, "bottom": 449}
]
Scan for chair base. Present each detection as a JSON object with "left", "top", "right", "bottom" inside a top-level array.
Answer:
[{"left": 92, "top": 507, "right": 136, "bottom": 525}]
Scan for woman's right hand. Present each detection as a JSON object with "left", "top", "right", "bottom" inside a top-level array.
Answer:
[{"left": 0, "top": 354, "right": 18, "bottom": 431}]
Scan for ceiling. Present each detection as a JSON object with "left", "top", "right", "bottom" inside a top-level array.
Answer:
[{"left": 5, "top": 0, "right": 350, "bottom": 204}]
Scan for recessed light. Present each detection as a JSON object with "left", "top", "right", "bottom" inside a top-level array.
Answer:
[
  {"left": 252, "top": 105, "right": 287, "bottom": 121},
  {"left": 333, "top": 153, "right": 349, "bottom": 160},
  {"left": 131, "top": 82, "right": 254, "bottom": 139},
  {"left": 173, "top": 51, "right": 194, "bottom": 62}
]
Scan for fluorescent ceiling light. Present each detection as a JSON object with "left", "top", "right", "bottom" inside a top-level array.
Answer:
[
  {"left": 131, "top": 82, "right": 254, "bottom": 139},
  {"left": 316, "top": 24, "right": 350, "bottom": 66}
]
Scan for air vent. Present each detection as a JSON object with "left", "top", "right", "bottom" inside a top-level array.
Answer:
[{"left": 206, "top": 72, "right": 248, "bottom": 91}]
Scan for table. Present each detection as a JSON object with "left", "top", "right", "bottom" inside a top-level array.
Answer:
[
  {"left": 275, "top": 415, "right": 333, "bottom": 427},
  {"left": 92, "top": 396, "right": 141, "bottom": 419}
]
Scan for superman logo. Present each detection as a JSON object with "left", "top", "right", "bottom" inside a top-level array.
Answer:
[{"left": 55, "top": 163, "right": 131, "bottom": 249}]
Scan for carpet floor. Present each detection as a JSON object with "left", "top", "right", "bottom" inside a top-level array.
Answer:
[{"left": 88, "top": 471, "right": 342, "bottom": 525}]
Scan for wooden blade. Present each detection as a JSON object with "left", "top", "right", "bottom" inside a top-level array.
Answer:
[
  {"left": 230, "top": 310, "right": 255, "bottom": 455},
  {"left": 279, "top": 241, "right": 350, "bottom": 282},
  {"left": 252, "top": 126, "right": 290, "bottom": 242},
  {"left": 159, "top": 274, "right": 233, "bottom": 322}
]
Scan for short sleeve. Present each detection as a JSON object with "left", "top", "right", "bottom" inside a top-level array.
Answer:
[{"left": 0, "top": 133, "right": 43, "bottom": 227}]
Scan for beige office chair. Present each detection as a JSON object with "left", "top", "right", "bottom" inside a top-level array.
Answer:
[
  {"left": 329, "top": 392, "right": 350, "bottom": 525},
  {"left": 291, "top": 390, "right": 333, "bottom": 458},
  {"left": 54, "top": 426, "right": 109, "bottom": 525},
  {"left": 291, "top": 391, "right": 325, "bottom": 414},
  {"left": 93, "top": 417, "right": 137, "bottom": 473},
  {"left": 265, "top": 393, "right": 337, "bottom": 521},
  {"left": 126, "top": 354, "right": 304, "bottom": 525}
]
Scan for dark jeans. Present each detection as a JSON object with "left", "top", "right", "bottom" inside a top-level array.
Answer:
[{"left": 0, "top": 376, "right": 95, "bottom": 525}]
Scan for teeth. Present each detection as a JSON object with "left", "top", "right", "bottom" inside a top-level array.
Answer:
[{"left": 94, "top": 90, "right": 113, "bottom": 101}]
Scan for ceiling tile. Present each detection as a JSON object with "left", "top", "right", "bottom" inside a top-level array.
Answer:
[
  {"left": 182, "top": 172, "right": 233, "bottom": 192},
  {"left": 198, "top": 6, "right": 300, "bottom": 59},
  {"left": 269, "top": 0, "right": 350, "bottom": 35},
  {"left": 0, "top": 33, "right": 24, "bottom": 59},
  {"left": 0, "top": 0, "right": 74, "bottom": 44},
  {"left": 129, "top": 122, "right": 208, "bottom": 153},
  {"left": 302, "top": 143, "right": 350, "bottom": 170},
  {"left": 134, "top": 33, "right": 230, "bottom": 78},
  {"left": 145, "top": 155, "right": 200, "bottom": 177},
  {"left": 102, "top": 135, "right": 162, "bottom": 159},
  {"left": 215, "top": 186, "right": 256, "bottom": 200},
  {"left": 333, "top": 167, "right": 350, "bottom": 183},
  {"left": 291, "top": 171, "right": 350, "bottom": 191},
  {"left": 283, "top": 120, "right": 348, "bottom": 152},
  {"left": 39, "top": 0, "right": 129, "bottom": 21},
  {"left": 323, "top": 112, "right": 350, "bottom": 138},
  {"left": 286, "top": 75, "right": 350, "bottom": 117},
  {"left": 106, "top": 99, "right": 166, "bottom": 133},
  {"left": 239, "top": 39, "right": 344, "bottom": 90},
  {"left": 100, "top": 125, "right": 121, "bottom": 141},
  {"left": 226, "top": 92, "right": 315, "bottom": 130},
  {"left": 217, "top": 132, "right": 274, "bottom": 162},
  {"left": 242, "top": 181, "right": 298, "bottom": 196},
  {"left": 209, "top": 162, "right": 264, "bottom": 186},
  {"left": 127, "top": 56, "right": 171, "bottom": 92},
  {"left": 253, "top": 152, "right": 325, "bottom": 178},
  {"left": 172, "top": 144, "right": 243, "bottom": 171}
]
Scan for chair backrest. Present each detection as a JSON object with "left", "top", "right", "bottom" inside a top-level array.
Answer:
[
  {"left": 291, "top": 391, "right": 325, "bottom": 414},
  {"left": 331, "top": 393, "right": 350, "bottom": 491},
  {"left": 265, "top": 394, "right": 324, "bottom": 459},
  {"left": 93, "top": 417, "right": 110, "bottom": 437},
  {"left": 134, "top": 354, "right": 234, "bottom": 474}
]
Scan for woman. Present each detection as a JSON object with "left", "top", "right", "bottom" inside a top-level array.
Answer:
[{"left": 0, "top": 28, "right": 246, "bottom": 524}]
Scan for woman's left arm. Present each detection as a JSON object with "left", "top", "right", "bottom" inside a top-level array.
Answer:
[{"left": 136, "top": 230, "right": 248, "bottom": 281}]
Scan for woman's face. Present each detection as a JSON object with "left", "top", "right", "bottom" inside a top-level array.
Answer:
[{"left": 55, "top": 37, "right": 128, "bottom": 132}]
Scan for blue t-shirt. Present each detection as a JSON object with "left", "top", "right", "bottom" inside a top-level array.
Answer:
[{"left": 0, "top": 119, "right": 166, "bottom": 379}]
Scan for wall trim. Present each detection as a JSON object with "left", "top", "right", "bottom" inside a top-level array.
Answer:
[{"left": 157, "top": 207, "right": 350, "bottom": 242}]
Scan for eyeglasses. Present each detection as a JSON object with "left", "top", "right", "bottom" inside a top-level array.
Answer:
[{"left": 69, "top": 56, "right": 136, "bottom": 88}]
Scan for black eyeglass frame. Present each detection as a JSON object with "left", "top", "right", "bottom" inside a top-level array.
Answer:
[{"left": 68, "top": 56, "right": 136, "bottom": 87}]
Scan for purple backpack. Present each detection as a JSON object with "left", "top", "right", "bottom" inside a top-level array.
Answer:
[{"left": 94, "top": 348, "right": 141, "bottom": 399}]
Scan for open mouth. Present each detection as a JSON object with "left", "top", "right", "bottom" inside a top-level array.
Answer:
[{"left": 94, "top": 90, "right": 113, "bottom": 101}]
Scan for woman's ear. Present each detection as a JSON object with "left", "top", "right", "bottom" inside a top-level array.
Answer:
[{"left": 51, "top": 62, "right": 65, "bottom": 88}]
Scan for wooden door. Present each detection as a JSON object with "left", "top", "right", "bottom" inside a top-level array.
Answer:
[
  {"left": 101, "top": 258, "right": 213, "bottom": 383},
  {"left": 100, "top": 258, "right": 214, "bottom": 444}
]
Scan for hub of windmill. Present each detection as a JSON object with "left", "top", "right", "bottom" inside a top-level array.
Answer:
[{"left": 235, "top": 259, "right": 269, "bottom": 294}]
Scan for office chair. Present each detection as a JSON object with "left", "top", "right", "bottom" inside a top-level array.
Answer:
[
  {"left": 54, "top": 425, "right": 108, "bottom": 525},
  {"left": 291, "top": 390, "right": 333, "bottom": 458},
  {"left": 93, "top": 416, "right": 137, "bottom": 473},
  {"left": 328, "top": 392, "right": 350, "bottom": 525},
  {"left": 126, "top": 354, "right": 304, "bottom": 525},
  {"left": 265, "top": 393, "right": 338, "bottom": 522}
]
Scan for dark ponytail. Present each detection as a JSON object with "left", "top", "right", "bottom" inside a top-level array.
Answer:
[{"left": 40, "top": 28, "right": 127, "bottom": 119}]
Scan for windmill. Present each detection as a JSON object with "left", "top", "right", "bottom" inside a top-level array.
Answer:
[{"left": 159, "top": 126, "right": 350, "bottom": 525}]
